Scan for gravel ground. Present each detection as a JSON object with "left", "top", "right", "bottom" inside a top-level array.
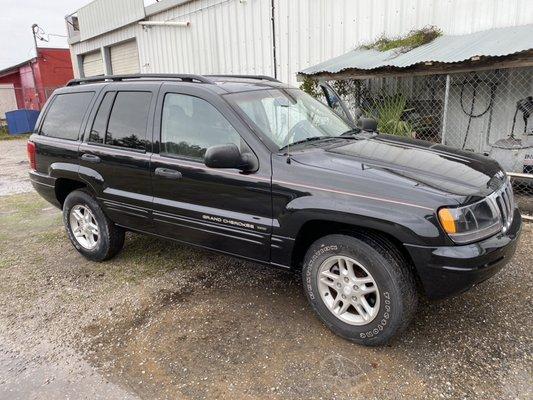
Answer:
[
  {"left": 0, "top": 139, "right": 32, "bottom": 196},
  {"left": 0, "top": 138, "right": 532, "bottom": 399}
]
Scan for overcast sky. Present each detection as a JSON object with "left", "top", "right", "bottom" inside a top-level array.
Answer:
[
  {"left": 0, "top": 0, "right": 87, "bottom": 69},
  {"left": 0, "top": 0, "right": 159, "bottom": 70}
]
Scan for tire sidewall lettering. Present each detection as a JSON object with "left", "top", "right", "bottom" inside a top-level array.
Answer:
[
  {"left": 305, "top": 242, "right": 396, "bottom": 340},
  {"left": 359, "top": 291, "right": 392, "bottom": 339},
  {"left": 306, "top": 245, "right": 338, "bottom": 300}
]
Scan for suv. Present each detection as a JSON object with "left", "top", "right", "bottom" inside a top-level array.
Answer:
[{"left": 28, "top": 74, "right": 521, "bottom": 346}]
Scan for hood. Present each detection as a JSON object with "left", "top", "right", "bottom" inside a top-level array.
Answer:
[{"left": 290, "top": 134, "right": 503, "bottom": 198}]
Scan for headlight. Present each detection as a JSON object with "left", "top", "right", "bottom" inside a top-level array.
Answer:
[{"left": 438, "top": 198, "right": 502, "bottom": 244}]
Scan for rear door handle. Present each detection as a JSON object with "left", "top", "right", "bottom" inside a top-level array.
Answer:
[
  {"left": 155, "top": 167, "right": 182, "bottom": 179},
  {"left": 81, "top": 153, "right": 101, "bottom": 163}
]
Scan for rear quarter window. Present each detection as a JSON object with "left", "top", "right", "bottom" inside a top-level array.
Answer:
[{"left": 40, "top": 92, "right": 94, "bottom": 140}]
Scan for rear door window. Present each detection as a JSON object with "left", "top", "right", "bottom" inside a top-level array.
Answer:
[
  {"left": 40, "top": 92, "right": 94, "bottom": 140},
  {"left": 106, "top": 91, "right": 152, "bottom": 151},
  {"left": 89, "top": 92, "right": 115, "bottom": 144}
]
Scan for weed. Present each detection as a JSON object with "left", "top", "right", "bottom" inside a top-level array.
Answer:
[
  {"left": 0, "top": 125, "right": 30, "bottom": 141},
  {"left": 299, "top": 76, "right": 320, "bottom": 97},
  {"left": 364, "top": 93, "right": 416, "bottom": 136},
  {"left": 361, "top": 26, "right": 442, "bottom": 53}
]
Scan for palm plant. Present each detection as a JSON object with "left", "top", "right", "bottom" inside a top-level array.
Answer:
[{"left": 364, "top": 93, "right": 415, "bottom": 137}]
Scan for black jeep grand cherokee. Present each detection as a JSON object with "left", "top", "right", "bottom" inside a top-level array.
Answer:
[{"left": 28, "top": 74, "right": 521, "bottom": 346}]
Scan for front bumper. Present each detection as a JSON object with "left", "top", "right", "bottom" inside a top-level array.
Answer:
[{"left": 405, "top": 208, "right": 522, "bottom": 299}]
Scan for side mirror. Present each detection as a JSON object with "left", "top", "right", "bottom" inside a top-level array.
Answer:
[
  {"left": 357, "top": 118, "right": 378, "bottom": 132},
  {"left": 204, "top": 144, "right": 258, "bottom": 171}
]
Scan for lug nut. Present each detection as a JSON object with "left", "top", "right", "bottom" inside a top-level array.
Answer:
[
  {"left": 344, "top": 277, "right": 350, "bottom": 283},
  {"left": 353, "top": 285, "right": 359, "bottom": 290},
  {"left": 341, "top": 294, "right": 346, "bottom": 299},
  {"left": 352, "top": 296, "right": 357, "bottom": 302},
  {"left": 336, "top": 283, "right": 342, "bottom": 288}
]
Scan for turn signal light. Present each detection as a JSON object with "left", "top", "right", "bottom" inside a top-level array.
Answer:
[{"left": 438, "top": 208, "right": 457, "bottom": 234}]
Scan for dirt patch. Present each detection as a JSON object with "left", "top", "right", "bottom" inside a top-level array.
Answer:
[{"left": 0, "top": 192, "right": 532, "bottom": 399}]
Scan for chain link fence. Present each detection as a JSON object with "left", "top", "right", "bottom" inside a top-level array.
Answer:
[{"left": 321, "top": 66, "right": 533, "bottom": 219}]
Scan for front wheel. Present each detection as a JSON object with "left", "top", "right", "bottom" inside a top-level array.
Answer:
[
  {"left": 63, "top": 189, "right": 125, "bottom": 262},
  {"left": 302, "top": 234, "right": 418, "bottom": 346}
]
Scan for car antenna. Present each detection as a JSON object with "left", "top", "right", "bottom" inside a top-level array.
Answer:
[
  {"left": 285, "top": 8, "right": 291, "bottom": 165},
  {"left": 285, "top": 96, "right": 291, "bottom": 164},
  {"left": 286, "top": 133, "right": 291, "bottom": 164}
]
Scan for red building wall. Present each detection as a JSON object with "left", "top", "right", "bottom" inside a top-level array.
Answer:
[
  {"left": 34, "top": 48, "right": 74, "bottom": 105},
  {"left": 0, "top": 48, "right": 73, "bottom": 111},
  {"left": 19, "top": 64, "right": 39, "bottom": 110}
]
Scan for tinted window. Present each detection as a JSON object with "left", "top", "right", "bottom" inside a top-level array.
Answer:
[
  {"left": 41, "top": 92, "right": 94, "bottom": 140},
  {"left": 89, "top": 92, "right": 115, "bottom": 144},
  {"left": 106, "top": 92, "right": 152, "bottom": 150},
  {"left": 161, "top": 93, "right": 242, "bottom": 159}
]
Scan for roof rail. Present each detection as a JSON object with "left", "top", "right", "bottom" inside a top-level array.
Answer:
[
  {"left": 66, "top": 73, "right": 215, "bottom": 86},
  {"left": 207, "top": 74, "right": 282, "bottom": 83}
]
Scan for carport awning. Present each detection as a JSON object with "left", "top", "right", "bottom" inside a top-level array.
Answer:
[{"left": 299, "top": 24, "right": 533, "bottom": 77}]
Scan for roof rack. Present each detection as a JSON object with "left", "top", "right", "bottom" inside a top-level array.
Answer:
[
  {"left": 66, "top": 73, "right": 215, "bottom": 86},
  {"left": 207, "top": 74, "right": 281, "bottom": 83}
]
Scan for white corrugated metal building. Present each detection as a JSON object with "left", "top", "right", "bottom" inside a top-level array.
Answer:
[{"left": 66, "top": 0, "right": 533, "bottom": 85}]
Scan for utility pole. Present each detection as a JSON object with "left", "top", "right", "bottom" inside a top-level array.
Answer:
[
  {"left": 31, "top": 24, "right": 39, "bottom": 58},
  {"left": 30, "top": 24, "right": 40, "bottom": 109}
]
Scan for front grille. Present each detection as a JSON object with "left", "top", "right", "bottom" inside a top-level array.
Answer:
[{"left": 488, "top": 179, "right": 515, "bottom": 233}]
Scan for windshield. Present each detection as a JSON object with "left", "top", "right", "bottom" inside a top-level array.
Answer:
[{"left": 228, "top": 88, "right": 353, "bottom": 150}]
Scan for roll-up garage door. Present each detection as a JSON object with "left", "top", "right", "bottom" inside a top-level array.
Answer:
[
  {"left": 82, "top": 50, "right": 104, "bottom": 77},
  {"left": 110, "top": 40, "right": 140, "bottom": 75}
]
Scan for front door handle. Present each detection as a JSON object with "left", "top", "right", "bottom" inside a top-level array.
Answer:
[
  {"left": 81, "top": 153, "right": 101, "bottom": 163},
  {"left": 155, "top": 167, "right": 182, "bottom": 180}
]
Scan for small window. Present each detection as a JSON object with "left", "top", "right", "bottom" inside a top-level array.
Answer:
[
  {"left": 161, "top": 93, "right": 243, "bottom": 159},
  {"left": 40, "top": 92, "right": 94, "bottom": 140},
  {"left": 106, "top": 92, "right": 151, "bottom": 150},
  {"left": 89, "top": 92, "right": 115, "bottom": 144}
]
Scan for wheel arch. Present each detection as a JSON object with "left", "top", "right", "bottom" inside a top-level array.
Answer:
[
  {"left": 290, "top": 219, "right": 418, "bottom": 281},
  {"left": 54, "top": 178, "right": 88, "bottom": 208}
]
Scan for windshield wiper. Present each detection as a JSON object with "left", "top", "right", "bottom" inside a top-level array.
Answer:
[
  {"left": 279, "top": 136, "right": 340, "bottom": 152},
  {"left": 340, "top": 128, "right": 364, "bottom": 136},
  {"left": 341, "top": 128, "right": 377, "bottom": 138}
]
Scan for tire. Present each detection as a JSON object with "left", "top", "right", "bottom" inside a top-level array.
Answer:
[
  {"left": 302, "top": 233, "right": 418, "bottom": 346},
  {"left": 63, "top": 189, "right": 125, "bottom": 262}
]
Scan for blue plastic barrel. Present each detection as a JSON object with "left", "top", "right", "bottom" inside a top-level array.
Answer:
[{"left": 5, "top": 109, "right": 40, "bottom": 135}]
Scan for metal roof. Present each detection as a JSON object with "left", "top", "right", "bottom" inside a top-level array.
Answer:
[{"left": 299, "top": 24, "right": 533, "bottom": 76}]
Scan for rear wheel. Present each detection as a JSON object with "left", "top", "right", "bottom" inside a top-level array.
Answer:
[
  {"left": 302, "top": 233, "right": 418, "bottom": 346},
  {"left": 63, "top": 189, "right": 125, "bottom": 261}
]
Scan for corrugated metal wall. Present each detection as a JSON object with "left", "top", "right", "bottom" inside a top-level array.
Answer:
[
  {"left": 70, "top": 0, "right": 533, "bottom": 83},
  {"left": 139, "top": 0, "right": 274, "bottom": 76},
  {"left": 78, "top": 0, "right": 145, "bottom": 40},
  {"left": 273, "top": 0, "right": 533, "bottom": 83}
]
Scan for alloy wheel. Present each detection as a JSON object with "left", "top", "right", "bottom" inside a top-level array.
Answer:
[
  {"left": 69, "top": 204, "right": 99, "bottom": 250},
  {"left": 317, "top": 255, "right": 380, "bottom": 325}
]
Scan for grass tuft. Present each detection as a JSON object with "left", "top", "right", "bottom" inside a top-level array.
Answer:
[
  {"left": 0, "top": 125, "right": 30, "bottom": 141},
  {"left": 361, "top": 26, "right": 442, "bottom": 53}
]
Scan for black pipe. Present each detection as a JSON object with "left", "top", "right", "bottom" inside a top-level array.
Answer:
[{"left": 270, "top": 0, "right": 277, "bottom": 79}]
